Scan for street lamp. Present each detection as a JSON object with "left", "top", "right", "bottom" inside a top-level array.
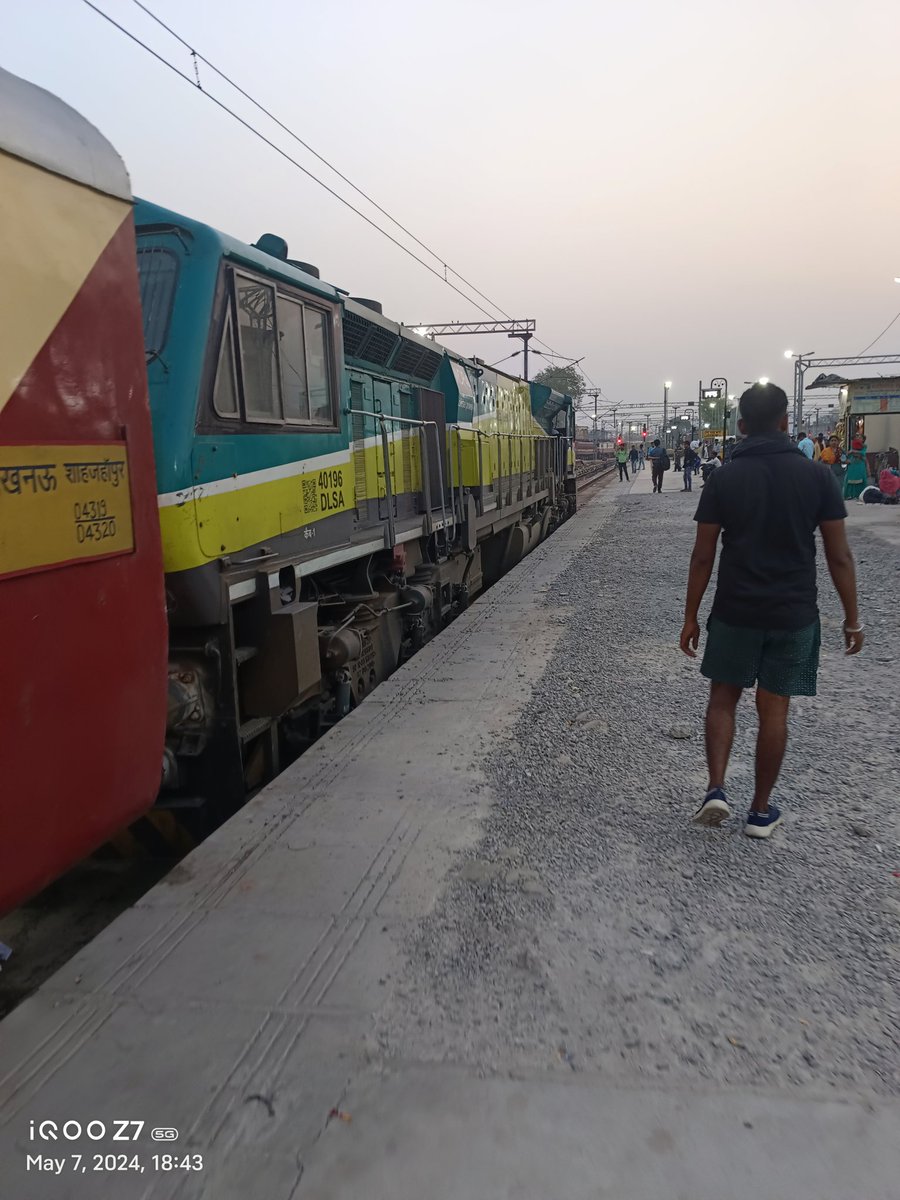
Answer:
[{"left": 663, "top": 381, "right": 672, "bottom": 444}]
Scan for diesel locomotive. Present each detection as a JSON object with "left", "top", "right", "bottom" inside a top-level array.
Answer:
[{"left": 1, "top": 67, "right": 577, "bottom": 911}]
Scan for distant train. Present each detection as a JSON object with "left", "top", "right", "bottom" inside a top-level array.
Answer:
[{"left": 1, "top": 67, "right": 576, "bottom": 912}]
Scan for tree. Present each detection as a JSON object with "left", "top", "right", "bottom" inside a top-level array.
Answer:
[{"left": 532, "top": 363, "right": 585, "bottom": 401}]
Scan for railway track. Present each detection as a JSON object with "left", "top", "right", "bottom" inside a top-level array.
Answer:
[{"left": 576, "top": 459, "right": 617, "bottom": 494}]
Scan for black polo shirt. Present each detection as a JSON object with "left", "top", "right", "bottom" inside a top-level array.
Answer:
[{"left": 694, "top": 434, "right": 847, "bottom": 630}]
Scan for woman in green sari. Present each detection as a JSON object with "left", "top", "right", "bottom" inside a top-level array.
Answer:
[{"left": 843, "top": 442, "right": 868, "bottom": 500}]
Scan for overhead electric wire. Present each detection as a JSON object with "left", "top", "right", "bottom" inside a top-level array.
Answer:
[
  {"left": 857, "top": 309, "right": 900, "bottom": 356},
  {"left": 128, "top": 0, "right": 516, "bottom": 326},
  {"left": 82, "top": 0, "right": 499, "bottom": 322},
  {"left": 86, "top": 0, "right": 600, "bottom": 382}
]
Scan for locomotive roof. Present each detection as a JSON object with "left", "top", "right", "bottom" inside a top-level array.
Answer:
[{"left": 0, "top": 67, "right": 130, "bottom": 201}]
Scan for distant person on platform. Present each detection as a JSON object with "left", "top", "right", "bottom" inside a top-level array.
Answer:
[
  {"left": 648, "top": 438, "right": 666, "bottom": 493},
  {"left": 629, "top": 444, "right": 639, "bottom": 474},
  {"left": 797, "top": 430, "right": 815, "bottom": 459},
  {"left": 821, "top": 435, "right": 844, "bottom": 481},
  {"left": 681, "top": 442, "right": 698, "bottom": 492},
  {"left": 615, "top": 443, "right": 630, "bottom": 482},
  {"left": 680, "top": 382, "right": 863, "bottom": 838},
  {"left": 700, "top": 451, "right": 721, "bottom": 485}
]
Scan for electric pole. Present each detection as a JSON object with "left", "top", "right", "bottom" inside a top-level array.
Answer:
[{"left": 581, "top": 389, "right": 603, "bottom": 458}]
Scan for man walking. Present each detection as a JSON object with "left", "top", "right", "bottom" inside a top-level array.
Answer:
[
  {"left": 797, "top": 429, "right": 815, "bottom": 459},
  {"left": 615, "top": 442, "right": 630, "bottom": 482},
  {"left": 680, "top": 383, "right": 863, "bottom": 837},
  {"left": 629, "top": 444, "right": 639, "bottom": 475},
  {"left": 648, "top": 438, "right": 666, "bottom": 493}
]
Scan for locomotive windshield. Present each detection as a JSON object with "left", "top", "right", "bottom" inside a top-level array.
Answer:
[{"left": 136, "top": 244, "right": 179, "bottom": 360}]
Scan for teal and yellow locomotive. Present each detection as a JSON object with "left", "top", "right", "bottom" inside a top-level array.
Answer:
[{"left": 136, "top": 200, "right": 576, "bottom": 814}]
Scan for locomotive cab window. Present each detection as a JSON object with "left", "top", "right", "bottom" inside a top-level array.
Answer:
[
  {"left": 276, "top": 296, "right": 309, "bottom": 421},
  {"left": 235, "top": 277, "right": 280, "bottom": 421},
  {"left": 304, "top": 308, "right": 332, "bottom": 424},
  {"left": 224, "top": 270, "right": 337, "bottom": 430},
  {"left": 213, "top": 315, "right": 239, "bottom": 418},
  {"left": 137, "top": 245, "right": 179, "bottom": 359}
]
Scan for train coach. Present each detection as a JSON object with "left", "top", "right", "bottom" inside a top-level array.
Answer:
[
  {"left": 0, "top": 68, "right": 168, "bottom": 912},
  {"left": 1, "top": 66, "right": 577, "bottom": 910}
]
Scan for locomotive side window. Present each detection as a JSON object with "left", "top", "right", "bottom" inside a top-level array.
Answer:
[
  {"left": 235, "top": 277, "right": 281, "bottom": 421},
  {"left": 304, "top": 308, "right": 332, "bottom": 423},
  {"left": 276, "top": 296, "right": 310, "bottom": 422},
  {"left": 213, "top": 315, "right": 239, "bottom": 418},
  {"left": 222, "top": 269, "right": 337, "bottom": 430},
  {"left": 137, "top": 246, "right": 179, "bottom": 359}
]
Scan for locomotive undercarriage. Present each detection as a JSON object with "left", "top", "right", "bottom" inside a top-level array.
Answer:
[{"left": 160, "top": 526, "right": 495, "bottom": 828}]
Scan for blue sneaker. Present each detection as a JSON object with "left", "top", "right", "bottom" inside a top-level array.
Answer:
[
  {"left": 692, "top": 787, "right": 731, "bottom": 827},
  {"left": 744, "top": 804, "right": 783, "bottom": 838}
]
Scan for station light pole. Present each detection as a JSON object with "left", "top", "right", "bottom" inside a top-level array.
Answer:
[
  {"left": 784, "top": 350, "right": 815, "bottom": 435},
  {"left": 663, "top": 381, "right": 672, "bottom": 443}
]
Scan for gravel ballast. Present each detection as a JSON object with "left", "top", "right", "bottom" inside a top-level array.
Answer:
[{"left": 379, "top": 483, "right": 900, "bottom": 1097}]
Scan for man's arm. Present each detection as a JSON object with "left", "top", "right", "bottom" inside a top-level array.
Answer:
[
  {"left": 819, "top": 519, "right": 864, "bottom": 654},
  {"left": 680, "top": 523, "right": 721, "bottom": 657}
]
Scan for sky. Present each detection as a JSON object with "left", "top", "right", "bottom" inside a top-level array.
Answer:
[{"left": 6, "top": 0, "right": 900, "bottom": 428}]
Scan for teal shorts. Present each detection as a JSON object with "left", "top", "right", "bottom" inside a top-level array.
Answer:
[{"left": 701, "top": 616, "right": 821, "bottom": 697}]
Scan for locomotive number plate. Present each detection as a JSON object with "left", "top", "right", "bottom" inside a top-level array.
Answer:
[{"left": 0, "top": 442, "right": 134, "bottom": 580}]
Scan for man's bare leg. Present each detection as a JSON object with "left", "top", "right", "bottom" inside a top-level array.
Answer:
[
  {"left": 752, "top": 687, "right": 790, "bottom": 813},
  {"left": 705, "top": 682, "right": 743, "bottom": 790}
]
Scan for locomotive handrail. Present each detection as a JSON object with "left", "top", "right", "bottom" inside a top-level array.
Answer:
[
  {"left": 449, "top": 425, "right": 491, "bottom": 525},
  {"left": 345, "top": 409, "right": 451, "bottom": 550},
  {"left": 464, "top": 429, "right": 556, "bottom": 515},
  {"left": 554, "top": 432, "right": 574, "bottom": 483}
]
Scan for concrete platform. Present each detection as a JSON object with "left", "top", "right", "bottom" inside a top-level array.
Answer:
[{"left": 1, "top": 481, "right": 897, "bottom": 1200}]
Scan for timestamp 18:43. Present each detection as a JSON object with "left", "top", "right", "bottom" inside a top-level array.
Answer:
[
  {"left": 26, "top": 1153, "right": 204, "bottom": 1174},
  {"left": 154, "top": 1154, "right": 203, "bottom": 1171}
]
